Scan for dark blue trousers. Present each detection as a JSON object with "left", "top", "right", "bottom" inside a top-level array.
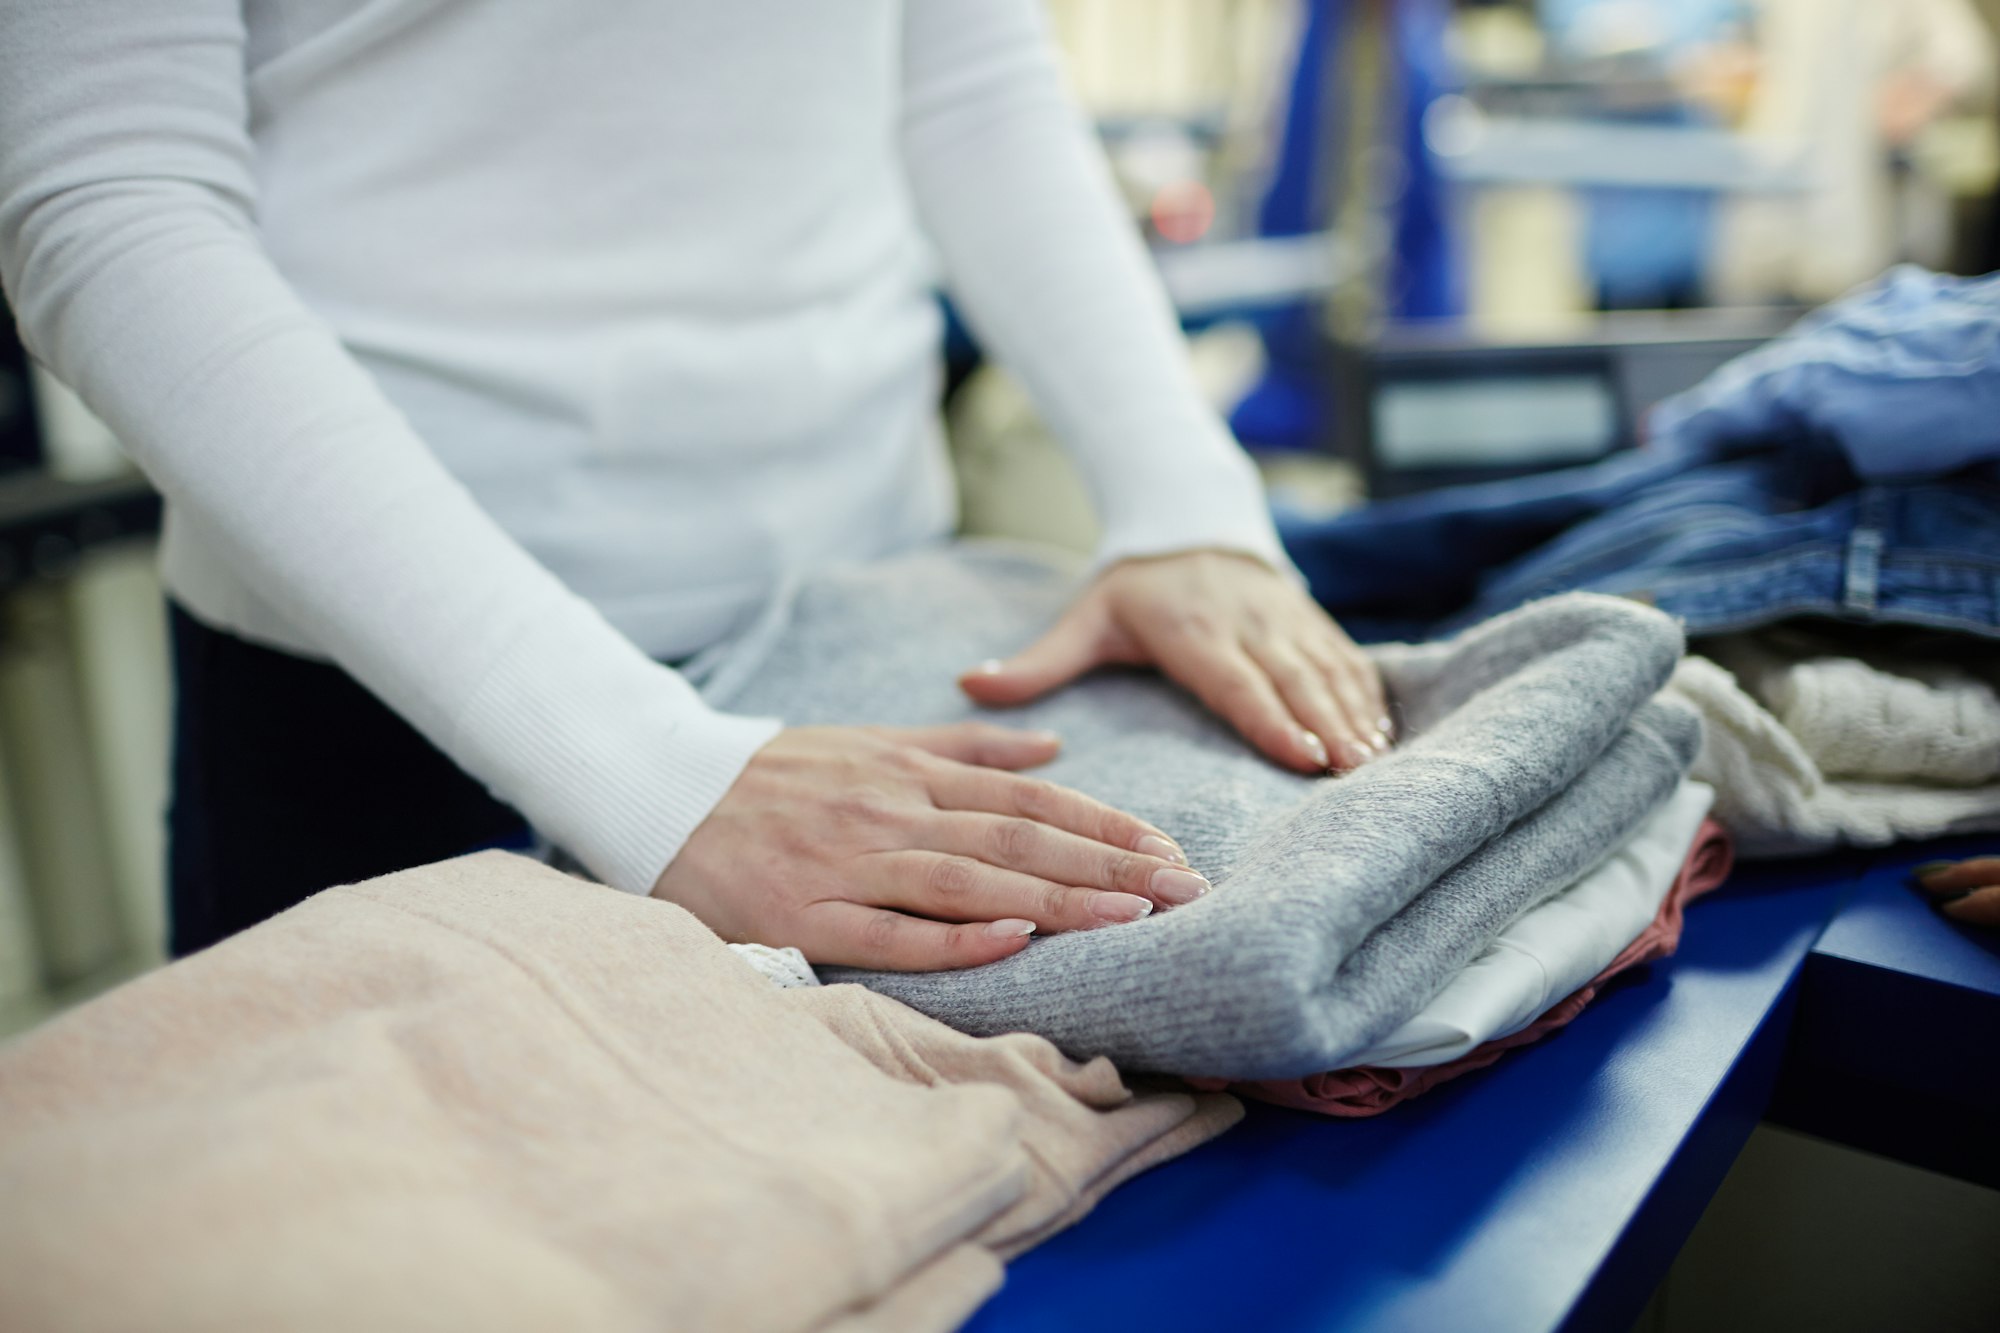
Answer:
[{"left": 167, "top": 603, "right": 531, "bottom": 956}]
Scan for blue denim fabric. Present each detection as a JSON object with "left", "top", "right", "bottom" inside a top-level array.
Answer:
[
  {"left": 1281, "top": 451, "right": 2000, "bottom": 643},
  {"left": 1280, "top": 267, "right": 2000, "bottom": 643},
  {"left": 1454, "top": 462, "right": 2000, "bottom": 639},
  {"left": 1654, "top": 266, "right": 2000, "bottom": 482}
]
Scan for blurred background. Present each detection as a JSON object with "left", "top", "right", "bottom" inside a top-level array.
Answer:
[
  {"left": 954, "top": 0, "right": 2000, "bottom": 546},
  {"left": 1, "top": 5, "right": 1997, "bottom": 1322}
]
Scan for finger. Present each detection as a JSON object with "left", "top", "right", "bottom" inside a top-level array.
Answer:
[
  {"left": 1941, "top": 885, "right": 2000, "bottom": 928},
  {"left": 1312, "top": 629, "right": 1394, "bottom": 745},
  {"left": 1248, "top": 638, "right": 1375, "bottom": 771},
  {"left": 927, "top": 811, "right": 1210, "bottom": 907},
  {"left": 884, "top": 722, "right": 1062, "bottom": 770},
  {"left": 1913, "top": 857, "right": 2000, "bottom": 894},
  {"left": 1319, "top": 652, "right": 1394, "bottom": 757},
  {"left": 1162, "top": 638, "right": 1330, "bottom": 774},
  {"left": 804, "top": 901, "right": 1038, "bottom": 971},
  {"left": 867, "top": 850, "right": 1157, "bottom": 933},
  {"left": 959, "top": 604, "right": 1110, "bottom": 707},
  {"left": 1331, "top": 653, "right": 1393, "bottom": 751},
  {"left": 923, "top": 763, "right": 1189, "bottom": 864}
]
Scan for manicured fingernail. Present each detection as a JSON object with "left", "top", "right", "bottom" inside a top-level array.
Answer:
[
  {"left": 1338, "top": 738, "right": 1373, "bottom": 768},
  {"left": 1911, "top": 860, "right": 1955, "bottom": 880},
  {"left": 1089, "top": 892, "right": 1154, "bottom": 923},
  {"left": 1136, "top": 833, "right": 1188, "bottom": 864},
  {"left": 1300, "top": 730, "right": 1331, "bottom": 769},
  {"left": 1027, "top": 729, "right": 1062, "bottom": 747},
  {"left": 1151, "top": 867, "right": 1210, "bottom": 905},
  {"left": 985, "top": 918, "right": 1036, "bottom": 938},
  {"left": 1377, "top": 715, "right": 1395, "bottom": 735},
  {"left": 971, "top": 659, "right": 1005, "bottom": 676}
]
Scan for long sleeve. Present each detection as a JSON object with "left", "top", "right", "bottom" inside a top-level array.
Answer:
[
  {"left": 0, "top": 2, "right": 779, "bottom": 894},
  {"left": 899, "top": 0, "right": 1291, "bottom": 575}
]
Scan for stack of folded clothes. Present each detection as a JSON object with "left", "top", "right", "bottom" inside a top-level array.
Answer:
[
  {"left": 1203, "top": 798, "right": 1732, "bottom": 1115},
  {"left": 1269, "top": 263, "right": 2000, "bottom": 900},
  {"left": 698, "top": 543, "right": 1716, "bottom": 1095}
]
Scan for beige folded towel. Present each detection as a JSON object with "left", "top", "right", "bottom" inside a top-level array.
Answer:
[
  {"left": 788, "top": 984, "right": 1236, "bottom": 1259},
  {"left": 0, "top": 852, "right": 1237, "bottom": 1332}
]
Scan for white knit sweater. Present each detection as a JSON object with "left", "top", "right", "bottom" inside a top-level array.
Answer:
[{"left": 0, "top": 0, "right": 1285, "bottom": 892}]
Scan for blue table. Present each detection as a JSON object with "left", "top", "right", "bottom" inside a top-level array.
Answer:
[
  {"left": 968, "top": 839, "right": 2000, "bottom": 1332},
  {"left": 1770, "top": 837, "right": 2000, "bottom": 1189}
]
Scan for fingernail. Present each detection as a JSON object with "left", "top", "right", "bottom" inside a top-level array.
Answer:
[
  {"left": 1911, "top": 860, "right": 1956, "bottom": 879},
  {"left": 1088, "top": 892, "right": 1154, "bottom": 923},
  {"left": 971, "top": 659, "right": 1005, "bottom": 676},
  {"left": 985, "top": 918, "right": 1036, "bottom": 938},
  {"left": 1151, "top": 867, "right": 1210, "bottom": 905},
  {"left": 1300, "top": 730, "right": 1331, "bottom": 769},
  {"left": 1136, "top": 833, "right": 1188, "bottom": 864},
  {"left": 1368, "top": 733, "right": 1391, "bottom": 755},
  {"left": 1376, "top": 715, "right": 1395, "bottom": 736},
  {"left": 1027, "top": 729, "right": 1063, "bottom": 747},
  {"left": 1338, "top": 738, "right": 1374, "bottom": 768}
]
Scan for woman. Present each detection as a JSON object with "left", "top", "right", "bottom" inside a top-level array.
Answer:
[{"left": 0, "top": 1, "right": 1388, "bottom": 969}]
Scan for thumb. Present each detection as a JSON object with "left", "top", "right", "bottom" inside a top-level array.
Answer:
[{"left": 959, "top": 606, "right": 1108, "bottom": 706}]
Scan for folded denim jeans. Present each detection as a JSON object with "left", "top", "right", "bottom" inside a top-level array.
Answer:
[{"left": 1279, "top": 267, "right": 2000, "bottom": 644}]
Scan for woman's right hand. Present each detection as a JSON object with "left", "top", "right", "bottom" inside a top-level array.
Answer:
[{"left": 651, "top": 723, "right": 1210, "bottom": 970}]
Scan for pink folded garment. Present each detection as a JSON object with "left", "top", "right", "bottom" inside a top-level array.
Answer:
[
  {"left": 1203, "top": 818, "right": 1735, "bottom": 1117},
  {"left": 0, "top": 852, "right": 1240, "bottom": 1333}
]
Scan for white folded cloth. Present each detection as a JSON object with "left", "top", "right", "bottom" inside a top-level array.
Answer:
[{"left": 729, "top": 942, "right": 821, "bottom": 990}]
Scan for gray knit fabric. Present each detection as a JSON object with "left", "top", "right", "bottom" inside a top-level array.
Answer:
[{"left": 695, "top": 543, "right": 1698, "bottom": 1079}]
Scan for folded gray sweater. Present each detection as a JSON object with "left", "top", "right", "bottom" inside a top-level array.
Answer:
[{"left": 697, "top": 544, "right": 1698, "bottom": 1080}]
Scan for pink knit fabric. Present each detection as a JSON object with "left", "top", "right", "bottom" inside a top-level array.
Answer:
[{"left": 1197, "top": 818, "right": 1735, "bottom": 1117}]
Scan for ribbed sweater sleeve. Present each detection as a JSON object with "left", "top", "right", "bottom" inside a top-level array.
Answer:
[
  {"left": 0, "top": 2, "right": 778, "bottom": 894},
  {"left": 899, "top": 0, "right": 1292, "bottom": 576}
]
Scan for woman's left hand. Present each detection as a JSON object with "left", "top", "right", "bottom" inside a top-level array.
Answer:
[{"left": 959, "top": 549, "right": 1392, "bottom": 774}]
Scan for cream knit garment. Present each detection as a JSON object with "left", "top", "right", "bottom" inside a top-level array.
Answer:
[
  {"left": 1668, "top": 653, "right": 2000, "bottom": 856},
  {"left": 0, "top": 853, "right": 1237, "bottom": 1333},
  {"left": 1705, "top": 633, "right": 2000, "bottom": 786}
]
